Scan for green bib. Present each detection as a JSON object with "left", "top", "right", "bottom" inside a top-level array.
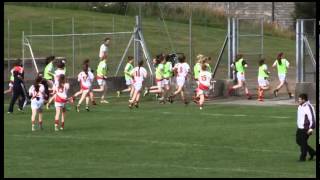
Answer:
[
  {"left": 44, "top": 62, "right": 54, "bottom": 80},
  {"left": 276, "top": 59, "right": 287, "bottom": 74},
  {"left": 155, "top": 64, "right": 164, "bottom": 80},
  {"left": 235, "top": 58, "right": 245, "bottom": 73},
  {"left": 206, "top": 63, "right": 212, "bottom": 73},
  {"left": 124, "top": 63, "right": 133, "bottom": 80},
  {"left": 258, "top": 64, "right": 269, "bottom": 78},
  {"left": 193, "top": 63, "right": 201, "bottom": 79},
  {"left": 10, "top": 74, "right": 14, "bottom": 81},
  {"left": 163, "top": 61, "right": 172, "bottom": 78},
  {"left": 97, "top": 61, "right": 107, "bottom": 77}
]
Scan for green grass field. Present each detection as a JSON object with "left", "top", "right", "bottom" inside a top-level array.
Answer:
[{"left": 4, "top": 97, "right": 316, "bottom": 178}]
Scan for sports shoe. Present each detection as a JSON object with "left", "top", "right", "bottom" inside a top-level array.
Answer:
[
  {"left": 55, "top": 126, "right": 59, "bottom": 132},
  {"left": 117, "top": 91, "right": 121, "bottom": 97},
  {"left": 60, "top": 127, "right": 64, "bottom": 131},
  {"left": 17, "top": 108, "right": 24, "bottom": 112},
  {"left": 134, "top": 102, "right": 139, "bottom": 108},
  {"left": 273, "top": 90, "right": 278, "bottom": 97},
  {"left": 246, "top": 94, "right": 252, "bottom": 100},
  {"left": 100, "top": 100, "right": 109, "bottom": 104},
  {"left": 199, "top": 107, "right": 203, "bottom": 110},
  {"left": 258, "top": 98, "right": 263, "bottom": 102},
  {"left": 128, "top": 103, "right": 133, "bottom": 109},
  {"left": 228, "top": 87, "right": 234, "bottom": 96},
  {"left": 288, "top": 92, "right": 294, "bottom": 99},
  {"left": 168, "top": 96, "right": 174, "bottom": 104},
  {"left": 308, "top": 153, "right": 315, "bottom": 161},
  {"left": 7, "top": 112, "right": 12, "bottom": 114},
  {"left": 86, "top": 106, "right": 90, "bottom": 112},
  {"left": 143, "top": 88, "right": 149, "bottom": 97},
  {"left": 32, "top": 126, "right": 36, "bottom": 132},
  {"left": 92, "top": 101, "right": 97, "bottom": 105},
  {"left": 184, "top": 101, "right": 189, "bottom": 106},
  {"left": 46, "top": 103, "right": 50, "bottom": 110},
  {"left": 76, "top": 105, "right": 80, "bottom": 112}
]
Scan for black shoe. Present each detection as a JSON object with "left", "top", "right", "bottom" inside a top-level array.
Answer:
[
  {"left": 288, "top": 93, "right": 293, "bottom": 99},
  {"left": 184, "top": 101, "right": 189, "bottom": 106},
  {"left": 273, "top": 90, "right": 278, "bottom": 97},
  {"left": 308, "top": 153, "right": 315, "bottom": 161},
  {"left": 168, "top": 96, "right": 174, "bottom": 104},
  {"left": 134, "top": 103, "right": 139, "bottom": 108},
  {"left": 86, "top": 106, "right": 90, "bottom": 112}
]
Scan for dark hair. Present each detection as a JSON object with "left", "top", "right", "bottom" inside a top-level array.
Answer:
[
  {"left": 138, "top": 60, "right": 144, "bottom": 67},
  {"left": 83, "top": 58, "right": 90, "bottom": 65},
  {"left": 56, "top": 60, "right": 65, "bottom": 69},
  {"left": 83, "top": 63, "right": 89, "bottom": 75},
  {"left": 104, "top": 37, "right": 110, "bottom": 42},
  {"left": 34, "top": 75, "right": 43, "bottom": 92},
  {"left": 127, "top": 56, "right": 134, "bottom": 62},
  {"left": 58, "top": 74, "right": 66, "bottom": 89},
  {"left": 15, "top": 59, "right": 22, "bottom": 66},
  {"left": 235, "top": 54, "right": 243, "bottom": 62},
  {"left": 277, "top": 52, "right": 283, "bottom": 65},
  {"left": 298, "top": 93, "right": 308, "bottom": 101},
  {"left": 45, "top": 56, "right": 55, "bottom": 65},
  {"left": 201, "top": 64, "right": 207, "bottom": 71},
  {"left": 259, "top": 59, "right": 265, "bottom": 66},
  {"left": 178, "top": 54, "right": 186, "bottom": 63}
]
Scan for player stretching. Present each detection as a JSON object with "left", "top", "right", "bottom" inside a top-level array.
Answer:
[
  {"left": 29, "top": 75, "right": 46, "bottom": 131},
  {"left": 52, "top": 74, "right": 72, "bottom": 131},
  {"left": 168, "top": 54, "right": 190, "bottom": 105},
  {"left": 129, "top": 60, "right": 147, "bottom": 108},
  {"left": 257, "top": 59, "right": 270, "bottom": 101},
  {"left": 228, "top": 54, "right": 252, "bottom": 99},
  {"left": 117, "top": 56, "right": 134, "bottom": 99},
  {"left": 272, "top": 52, "right": 293, "bottom": 98}
]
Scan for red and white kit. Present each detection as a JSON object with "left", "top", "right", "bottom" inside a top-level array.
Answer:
[
  {"left": 53, "top": 83, "right": 70, "bottom": 108},
  {"left": 28, "top": 84, "right": 45, "bottom": 110},
  {"left": 174, "top": 62, "right": 190, "bottom": 87},
  {"left": 131, "top": 67, "right": 147, "bottom": 92},
  {"left": 78, "top": 71, "right": 94, "bottom": 93},
  {"left": 196, "top": 71, "right": 212, "bottom": 96}
]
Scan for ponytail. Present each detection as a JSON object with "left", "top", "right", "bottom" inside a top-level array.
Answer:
[
  {"left": 34, "top": 76, "right": 42, "bottom": 93},
  {"left": 277, "top": 53, "right": 283, "bottom": 65}
]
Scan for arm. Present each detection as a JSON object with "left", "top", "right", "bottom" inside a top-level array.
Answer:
[{"left": 272, "top": 61, "right": 277, "bottom": 68}]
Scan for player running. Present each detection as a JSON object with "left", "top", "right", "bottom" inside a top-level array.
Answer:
[
  {"left": 117, "top": 56, "right": 134, "bottom": 99},
  {"left": 129, "top": 60, "right": 147, "bottom": 108},
  {"left": 272, "top": 52, "right": 293, "bottom": 98},
  {"left": 168, "top": 54, "right": 190, "bottom": 105},
  {"left": 195, "top": 64, "right": 212, "bottom": 110},
  {"left": 257, "top": 59, "right": 271, "bottom": 101},
  {"left": 93, "top": 58, "right": 109, "bottom": 104},
  {"left": 228, "top": 54, "right": 252, "bottom": 99},
  {"left": 75, "top": 63, "right": 95, "bottom": 112}
]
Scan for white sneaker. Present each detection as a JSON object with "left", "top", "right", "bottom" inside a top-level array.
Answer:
[
  {"left": 55, "top": 126, "right": 59, "bottom": 131},
  {"left": 116, "top": 91, "right": 121, "bottom": 97},
  {"left": 32, "top": 126, "right": 36, "bottom": 131},
  {"left": 200, "top": 107, "right": 203, "bottom": 110},
  {"left": 100, "top": 100, "right": 109, "bottom": 104},
  {"left": 143, "top": 88, "right": 149, "bottom": 96},
  {"left": 60, "top": 127, "right": 64, "bottom": 131}
]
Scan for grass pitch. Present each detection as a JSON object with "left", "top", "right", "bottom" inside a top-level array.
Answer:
[{"left": 4, "top": 97, "right": 316, "bottom": 178}]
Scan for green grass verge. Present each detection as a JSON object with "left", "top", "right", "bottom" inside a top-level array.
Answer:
[{"left": 4, "top": 97, "right": 316, "bottom": 178}]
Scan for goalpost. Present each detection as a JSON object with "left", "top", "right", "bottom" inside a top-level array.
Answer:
[{"left": 22, "top": 16, "right": 154, "bottom": 82}]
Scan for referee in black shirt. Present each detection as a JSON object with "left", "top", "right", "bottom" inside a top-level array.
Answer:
[{"left": 296, "top": 93, "right": 316, "bottom": 161}]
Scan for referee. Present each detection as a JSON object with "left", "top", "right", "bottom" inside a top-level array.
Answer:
[{"left": 296, "top": 93, "right": 316, "bottom": 161}]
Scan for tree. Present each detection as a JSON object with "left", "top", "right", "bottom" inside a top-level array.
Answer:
[{"left": 293, "top": 2, "right": 316, "bottom": 19}]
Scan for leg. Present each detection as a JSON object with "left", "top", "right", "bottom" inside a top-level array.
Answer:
[
  {"left": 8, "top": 90, "right": 19, "bottom": 113},
  {"left": 60, "top": 109, "right": 65, "bottom": 130},
  {"left": 38, "top": 109, "right": 43, "bottom": 130},
  {"left": 31, "top": 108, "right": 37, "bottom": 131},
  {"left": 55, "top": 107, "right": 61, "bottom": 131},
  {"left": 199, "top": 94, "right": 204, "bottom": 109}
]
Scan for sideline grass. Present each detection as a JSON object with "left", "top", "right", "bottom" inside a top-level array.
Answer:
[{"left": 4, "top": 98, "right": 316, "bottom": 178}]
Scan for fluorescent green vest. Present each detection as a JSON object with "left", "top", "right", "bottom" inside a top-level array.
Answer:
[
  {"left": 276, "top": 59, "right": 288, "bottom": 74},
  {"left": 155, "top": 64, "right": 164, "bottom": 80},
  {"left": 44, "top": 62, "right": 54, "bottom": 80},
  {"left": 193, "top": 63, "right": 201, "bottom": 79},
  {"left": 163, "top": 61, "right": 172, "bottom": 78},
  {"left": 97, "top": 60, "right": 107, "bottom": 77},
  {"left": 235, "top": 58, "right": 245, "bottom": 73},
  {"left": 258, "top": 64, "right": 269, "bottom": 78},
  {"left": 124, "top": 63, "right": 134, "bottom": 80}
]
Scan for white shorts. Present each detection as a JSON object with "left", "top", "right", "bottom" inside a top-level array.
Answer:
[
  {"left": 258, "top": 78, "right": 269, "bottom": 87},
  {"left": 9, "top": 81, "right": 13, "bottom": 88},
  {"left": 162, "top": 79, "right": 169, "bottom": 86},
  {"left": 31, "top": 98, "right": 44, "bottom": 110},
  {"left": 97, "top": 79, "right": 106, "bottom": 86},
  {"left": 278, "top": 74, "right": 286, "bottom": 82},
  {"left": 55, "top": 102, "right": 66, "bottom": 108},
  {"left": 156, "top": 80, "right": 164, "bottom": 89},
  {"left": 125, "top": 79, "right": 133, "bottom": 86},
  {"left": 236, "top": 72, "right": 245, "bottom": 81},
  {"left": 176, "top": 76, "right": 186, "bottom": 87},
  {"left": 133, "top": 83, "right": 142, "bottom": 92}
]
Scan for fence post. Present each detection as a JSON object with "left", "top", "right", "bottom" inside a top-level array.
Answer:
[{"left": 72, "top": 17, "right": 75, "bottom": 77}]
